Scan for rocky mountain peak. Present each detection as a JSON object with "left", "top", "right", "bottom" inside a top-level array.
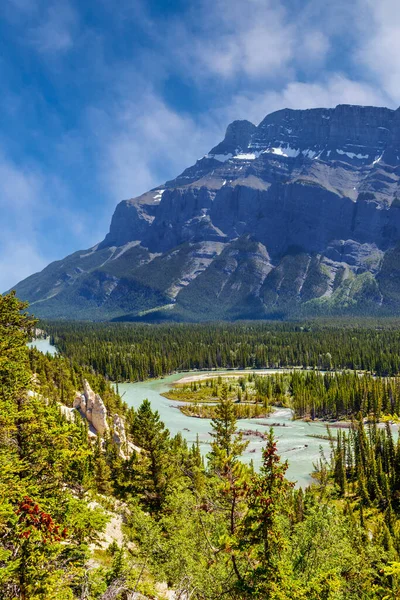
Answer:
[
  {"left": 12, "top": 104, "right": 400, "bottom": 321},
  {"left": 209, "top": 119, "right": 257, "bottom": 158}
]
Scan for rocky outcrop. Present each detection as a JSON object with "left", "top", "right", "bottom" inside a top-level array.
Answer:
[
  {"left": 12, "top": 104, "right": 400, "bottom": 320},
  {"left": 99, "top": 190, "right": 158, "bottom": 249},
  {"left": 209, "top": 119, "right": 257, "bottom": 157},
  {"left": 73, "top": 380, "right": 109, "bottom": 436},
  {"left": 112, "top": 413, "right": 126, "bottom": 446},
  {"left": 72, "top": 380, "right": 136, "bottom": 457}
]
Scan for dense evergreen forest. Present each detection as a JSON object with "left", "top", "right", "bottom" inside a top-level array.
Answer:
[
  {"left": 5, "top": 293, "right": 400, "bottom": 597},
  {"left": 44, "top": 319, "right": 400, "bottom": 422},
  {"left": 44, "top": 320, "right": 400, "bottom": 381}
]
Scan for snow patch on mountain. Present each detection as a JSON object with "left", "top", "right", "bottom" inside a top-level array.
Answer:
[
  {"left": 153, "top": 189, "right": 165, "bottom": 202},
  {"left": 235, "top": 153, "right": 258, "bottom": 160},
  {"left": 336, "top": 149, "right": 369, "bottom": 160},
  {"left": 266, "top": 146, "right": 300, "bottom": 158}
]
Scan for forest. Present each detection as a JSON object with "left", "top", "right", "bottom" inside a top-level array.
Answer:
[
  {"left": 44, "top": 319, "right": 400, "bottom": 381},
  {"left": 4, "top": 293, "right": 400, "bottom": 598}
]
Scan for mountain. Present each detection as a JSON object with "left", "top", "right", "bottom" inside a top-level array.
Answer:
[{"left": 11, "top": 104, "right": 400, "bottom": 321}]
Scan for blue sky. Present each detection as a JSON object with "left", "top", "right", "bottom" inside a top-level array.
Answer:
[{"left": 1, "top": 0, "right": 399, "bottom": 290}]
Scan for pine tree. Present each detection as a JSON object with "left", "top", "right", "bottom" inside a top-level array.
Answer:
[
  {"left": 209, "top": 383, "right": 247, "bottom": 469},
  {"left": 334, "top": 431, "right": 347, "bottom": 496},
  {"left": 131, "top": 399, "right": 170, "bottom": 511},
  {"left": 239, "top": 429, "right": 294, "bottom": 595},
  {"left": 93, "top": 434, "right": 113, "bottom": 495}
]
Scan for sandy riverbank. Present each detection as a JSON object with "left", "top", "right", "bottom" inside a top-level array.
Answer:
[{"left": 176, "top": 368, "right": 301, "bottom": 385}]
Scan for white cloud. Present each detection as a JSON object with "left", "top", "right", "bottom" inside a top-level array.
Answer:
[
  {"left": 0, "top": 158, "right": 43, "bottom": 213},
  {"left": 195, "top": 9, "right": 295, "bottom": 79},
  {"left": 3, "top": 0, "right": 78, "bottom": 54},
  {"left": 0, "top": 240, "right": 46, "bottom": 294},
  {"left": 296, "top": 31, "right": 330, "bottom": 70},
  {"left": 164, "top": 0, "right": 338, "bottom": 83},
  {"left": 356, "top": 0, "right": 400, "bottom": 104},
  {"left": 0, "top": 152, "right": 100, "bottom": 291},
  {"left": 88, "top": 91, "right": 223, "bottom": 201},
  {"left": 0, "top": 155, "right": 46, "bottom": 291},
  {"left": 225, "top": 74, "right": 392, "bottom": 125}
]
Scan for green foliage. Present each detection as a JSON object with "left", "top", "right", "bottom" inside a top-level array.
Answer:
[
  {"left": 238, "top": 431, "right": 294, "bottom": 594},
  {"left": 6, "top": 293, "right": 400, "bottom": 597},
  {"left": 289, "top": 370, "right": 400, "bottom": 420},
  {"left": 171, "top": 369, "right": 400, "bottom": 422},
  {"left": 44, "top": 319, "right": 400, "bottom": 381},
  {"left": 164, "top": 375, "right": 272, "bottom": 419},
  {"left": 0, "top": 293, "right": 108, "bottom": 598},
  {"left": 130, "top": 399, "right": 171, "bottom": 511},
  {"left": 209, "top": 383, "right": 248, "bottom": 464}
]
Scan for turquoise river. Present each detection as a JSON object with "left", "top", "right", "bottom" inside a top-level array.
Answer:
[{"left": 30, "top": 337, "right": 334, "bottom": 487}]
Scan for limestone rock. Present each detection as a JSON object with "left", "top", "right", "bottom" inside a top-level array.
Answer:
[
  {"left": 91, "top": 393, "right": 109, "bottom": 436},
  {"left": 73, "top": 381, "right": 137, "bottom": 457},
  {"left": 74, "top": 380, "right": 109, "bottom": 436},
  {"left": 73, "top": 392, "right": 85, "bottom": 413},
  {"left": 59, "top": 404, "right": 77, "bottom": 422},
  {"left": 112, "top": 413, "right": 127, "bottom": 447}
]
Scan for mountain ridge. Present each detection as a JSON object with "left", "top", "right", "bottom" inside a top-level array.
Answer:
[{"left": 11, "top": 103, "right": 400, "bottom": 321}]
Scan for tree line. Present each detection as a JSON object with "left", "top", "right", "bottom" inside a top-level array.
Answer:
[
  {"left": 289, "top": 370, "right": 400, "bottom": 420},
  {"left": 43, "top": 319, "right": 400, "bottom": 381}
]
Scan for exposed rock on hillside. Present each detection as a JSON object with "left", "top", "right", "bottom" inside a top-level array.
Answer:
[
  {"left": 72, "top": 380, "right": 139, "bottom": 457},
  {"left": 73, "top": 380, "right": 109, "bottom": 435}
]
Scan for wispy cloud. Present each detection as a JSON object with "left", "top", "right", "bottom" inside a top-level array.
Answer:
[
  {"left": 194, "top": 0, "right": 295, "bottom": 79},
  {"left": 0, "top": 150, "right": 99, "bottom": 291},
  {"left": 161, "top": 0, "right": 301, "bottom": 81},
  {"left": 87, "top": 87, "right": 222, "bottom": 201},
  {"left": 3, "top": 0, "right": 78, "bottom": 54},
  {"left": 226, "top": 74, "right": 392, "bottom": 125},
  {"left": 0, "top": 241, "right": 45, "bottom": 294},
  {"left": 28, "top": 3, "right": 77, "bottom": 54},
  {"left": 356, "top": 0, "right": 400, "bottom": 105},
  {"left": 0, "top": 153, "right": 47, "bottom": 291}
]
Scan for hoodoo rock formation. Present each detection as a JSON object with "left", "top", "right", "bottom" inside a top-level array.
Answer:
[
  {"left": 72, "top": 380, "right": 135, "bottom": 457},
  {"left": 73, "top": 380, "right": 109, "bottom": 435}
]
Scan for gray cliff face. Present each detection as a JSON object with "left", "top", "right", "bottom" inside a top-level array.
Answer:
[
  {"left": 99, "top": 190, "right": 158, "bottom": 248},
  {"left": 11, "top": 104, "right": 400, "bottom": 320},
  {"left": 250, "top": 105, "right": 400, "bottom": 163},
  {"left": 209, "top": 119, "right": 257, "bottom": 156}
]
